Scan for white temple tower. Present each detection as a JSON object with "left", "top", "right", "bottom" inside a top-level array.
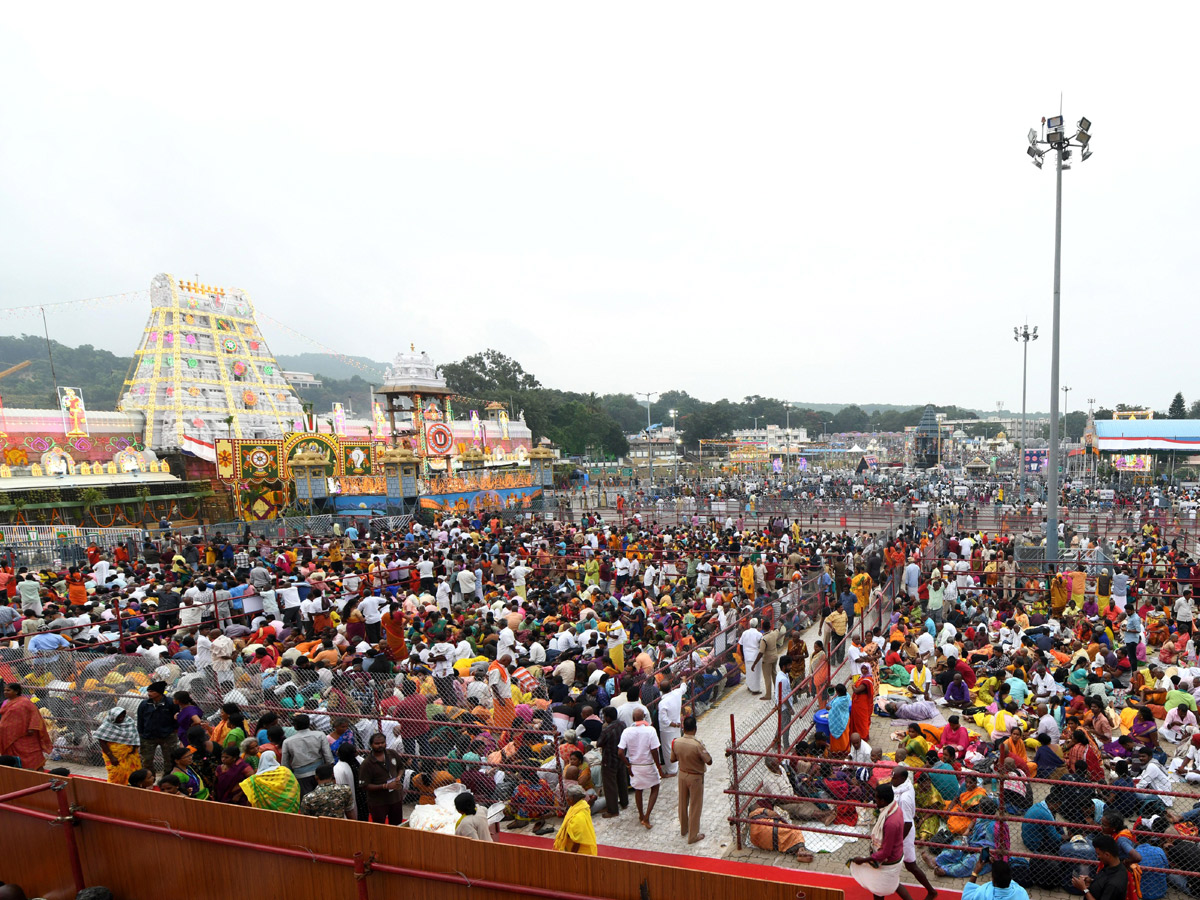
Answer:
[{"left": 118, "top": 273, "right": 306, "bottom": 455}]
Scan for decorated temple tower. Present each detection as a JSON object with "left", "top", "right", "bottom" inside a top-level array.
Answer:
[{"left": 118, "top": 274, "right": 306, "bottom": 455}]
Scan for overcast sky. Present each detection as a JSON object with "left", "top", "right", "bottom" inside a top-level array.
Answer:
[{"left": 1, "top": 4, "right": 1197, "bottom": 414}]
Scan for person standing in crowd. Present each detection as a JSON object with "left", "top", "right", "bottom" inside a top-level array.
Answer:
[
  {"left": 280, "top": 714, "right": 333, "bottom": 795},
  {"left": 554, "top": 784, "right": 597, "bottom": 855},
  {"left": 300, "top": 763, "right": 356, "bottom": 818},
  {"left": 0, "top": 683, "right": 52, "bottom": 771},
  {"left": 360, "top": 733, "right": 405, "bottom": 825},
  {"left": 618, "top": 707, "right": 662, "bottom": 830},
  {"left": 136, "top": 681, "right": 178, "bottom": 776},
  {"left": 597, "top": 706, "right": 628, "bottom": 818},
  {"left": 671, "top": 715, "right": 712, "bottom": 845}
]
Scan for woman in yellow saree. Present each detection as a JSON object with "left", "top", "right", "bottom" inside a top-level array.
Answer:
[
  {"left": 238, "top": 750, "right": 301, "bottom": 813},
  {"left": 92, "top": 707, "right": 141, "bottom": 785}
]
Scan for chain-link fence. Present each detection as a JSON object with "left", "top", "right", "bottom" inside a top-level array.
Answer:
[
  {"left": 724, "top": 748, "right": 1200, "bottom": 896},
  {"left": 5, "top": 644, "right": 586, "bottom": 819},
  {"left": 0, "top": 528, "right": 146, "bottom": 569}
]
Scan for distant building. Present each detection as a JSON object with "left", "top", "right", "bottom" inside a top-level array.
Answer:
[{"left": 282, "top": 371, "right": 323, "bottom": 389}]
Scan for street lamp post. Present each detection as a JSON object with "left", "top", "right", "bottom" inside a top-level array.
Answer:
[
  {"left": 669, "top": 408, "right": 678, "bottom": 485},
  {"left": 784, "top": 401, "right": 792, "bottom": 477},
  {"left": 1014, "top": 323, "right": 1039, "bottom": 504},
  {"left": 637, "top": 391, "right": 657, "bottom": 487},
  {"left": 1061, "top": 385, "right": 1072, "bottom": 479},
  {"left": 1087, "top": 397, "right": 1096, "bottom": 483},
  {"left": 1027, "top": 112, "right": 1093, "bottom": 565}
]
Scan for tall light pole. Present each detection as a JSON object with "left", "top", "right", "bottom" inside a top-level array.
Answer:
[
  {"left": 1087, "top": 396, "right": 1096, "bottom": 483},
  {"left": 784, "top": 401, "right": 792, "bottom": 477},
  {"left": 1014, "top": 323, "right": 1038, "bottom": 504},
  {"left": 1027, "top": 111, "right": 1093, "bottom": 565},
  {"left": 669, "top": 408, "right": 678, "bottom": 485},
  {"left": 637, "top": 391, "right": 657, "bottom": 486},
  {"left": 1061, "top": 385, "right": 1072, "bottom": 477}
]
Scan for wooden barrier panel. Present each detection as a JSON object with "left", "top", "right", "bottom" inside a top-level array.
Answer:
[{"left": 0, "top": 769, "right": 841, "bottom": 900}]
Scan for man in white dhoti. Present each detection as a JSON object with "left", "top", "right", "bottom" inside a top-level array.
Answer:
[
  {"left": 618, "top": 707, "right": 663, "bottom": 829},
  {"left": 658, "top": 677, "right": 687, "bottom": 776},
  {"left": 740, "top": 619, "right": 764, "bottom": 694},
  {"left": 714, "top": 600, "right": 730, "bottom": 657}
]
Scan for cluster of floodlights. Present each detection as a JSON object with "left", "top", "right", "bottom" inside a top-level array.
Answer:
[{"left": 1027, "top": 115, "right": 1093, "bottom": 168}]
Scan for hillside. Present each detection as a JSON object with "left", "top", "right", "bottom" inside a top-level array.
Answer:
[
  {"left": 0, "top": 334, "right": 131, "bottom": 410},
  {"left": 0, "top": 338, "right": 1075, "bottom": 452},
  {"left": 275, "top": 353, "right": 387, "bottom": 382}
]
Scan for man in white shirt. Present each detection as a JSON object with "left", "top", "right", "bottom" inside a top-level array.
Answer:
[
  {"left": 278, "top": 582, "right": 302, "bottom": 628},
  {"left": 195, "top": 631, "right": 213, "bottom": 669},
  {"left": 1035, "top": 703, "right": 1060, "bottom": 742},
  {"left": 657, "top": 677, "right": 687, "bottom": 775},
  {"left": 739, "top": 619, "right": 764, "bottom": 694},
  {"left": 891, "top": 767, "right": 936, "bottom": 896},
  {"left": 915, "top": 630, "right": 935, "bottom": 658},
  {"left": 435, "top": 577, "right": 452, "bottom": 611},
  {"left": 1135, "top": 747, "right": 1171, "bottom": 799},
  {"left": 358, "top": 594, "right": 384, "bottom": 643},
  {"left": 1176, "top": 588, "right": 1195, "bottom": 633},
  {"left": 615, "top": 556, "right": 631, "bottom": 589},
  {"left": 618, "top": 707, "right": 663, "bottom": 828},
  {"left": 457, "top": 566, "right": 476, "bottom": 601},
  {"left": 179, "top": 596, "right": 203, "bottom": 629},
  {"left": 497, "top": 619, "right": 518, "bottom": 661},
  {"left": 642, "top": 563, "right": 658, "bottom": 597}
]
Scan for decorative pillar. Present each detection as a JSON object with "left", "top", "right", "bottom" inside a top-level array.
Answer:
[
  {"left": 379, "top": 447, "right": 419, "bottom": 513},
  {"left": 529, "top": 447, "right": 556, "bottom": 489},
  {"left": 291, "top": 450, "right": 330, "bottom": 512}
]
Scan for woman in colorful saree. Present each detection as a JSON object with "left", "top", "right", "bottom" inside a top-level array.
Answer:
[
  {"left": 168, "top": 746, "right": 210, "bottom": 800},
  {"left": 214, "top": 744, "right": 254, "bottom": 804},
  {"left": 1129, "top": 705, "right": 1160, "bottom": 753},
  {"left": 238, "top": 749, "right": 301, "bottom": 812},
  {"left": 828, "top": 683, "right": 852, "bottom": 754},
  {"left": 92, "top": 706, "right": 141, "bottom": 785}
]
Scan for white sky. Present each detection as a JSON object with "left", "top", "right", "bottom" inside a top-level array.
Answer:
[{"left": 2, "top": 3, "right": 1198, "bottom": 414}]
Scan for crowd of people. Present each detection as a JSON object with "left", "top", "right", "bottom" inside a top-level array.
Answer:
[
  {"left": 741, "top": 511, "right": 1200, "bottom": 900},
  {"left": 3, "top": 495, "right": 1200, "bottom": 900},
  {"left": 0, "top": 510, "right": 884, "bottom": 850}
]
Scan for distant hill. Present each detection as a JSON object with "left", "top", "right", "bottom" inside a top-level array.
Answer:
[
  {"left": 275, "top": 354, "right": 387, "bottom": 382},
  {"left": 0, "top": 334, "right": 132, "bottom": 411}
]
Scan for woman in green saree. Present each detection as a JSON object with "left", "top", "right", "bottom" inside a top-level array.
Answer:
[{"left": 238, "top": 749, "right": 302, "bottom": 813}]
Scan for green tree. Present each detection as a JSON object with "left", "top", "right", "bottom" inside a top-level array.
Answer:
[
  {"left": 1190, "top": 400, "right": 1200, "bottom": 419},
  {"left": 437, "top": 350, "right": 540, "bottom": 396},
  {"left": 831, "top": 404, "right": 870, "bottom": 433},
  {"left": 1094, "top": 408, "right": 1114, "bottom": 420},
  {"left": 1169, "top": 392, "right": 1187, "bottom": 419},
  {"left": 1063, "top": 411, "right": 1089, "bottom": 441}
]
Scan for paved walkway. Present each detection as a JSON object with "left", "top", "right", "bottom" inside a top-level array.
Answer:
[{"left": 576, "top": 611, "right": 836, "bottom": 859}]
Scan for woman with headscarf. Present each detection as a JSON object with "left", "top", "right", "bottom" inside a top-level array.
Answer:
[
  {"left": 239, "top": 749, "right": 302, "bottom": 812},
  {"left": 93, "top": 707, "right": 141, "bottom": 784},
  {"left": 828, "top": 683, "right": 852, "bottom": 754}
]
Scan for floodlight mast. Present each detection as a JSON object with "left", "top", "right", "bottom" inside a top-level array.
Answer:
[{"left": 1026, "top": 113, "right": 1093, "bottom": 568}]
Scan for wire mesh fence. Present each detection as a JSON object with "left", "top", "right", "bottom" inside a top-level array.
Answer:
[{"left": 724, "top": 748, "right": 1200, "bottom": 897}]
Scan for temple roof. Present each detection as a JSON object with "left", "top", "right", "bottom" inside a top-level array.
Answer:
[{"left": 379, "top": 346, "right": 452, "bottom": 395}]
